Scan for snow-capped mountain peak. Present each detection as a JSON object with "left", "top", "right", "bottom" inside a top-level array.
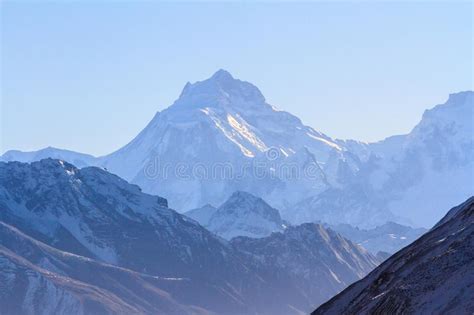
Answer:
[
  {"left": 3, "top": 71, "right": 470, "bottom": 228},
  {"left": 173, "top": 69, "right": 266, "bottom": 111},
  {"left": 97, "top": 70, "right": 345, "bottom": 210},
  {"left": 187, "top": 191, "right": 287, "bottom": 239},
  {"left": 212, "top": 68, "right": 234, "bottom": 79},
  {"left": 218, "top": 191, "right": 282, "bottom": 221}
]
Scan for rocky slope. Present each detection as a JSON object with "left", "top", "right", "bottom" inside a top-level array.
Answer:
[
  {"left": 0, "top": 222, "right": 210, "bottom": 315},
  {"left": 0, "top": 248, "right": 139, "bottom": 315},
  {"left": 0, "top": 159, "right": 238, "bottom": 280},
  {"left": 312, "top": 197, "right": 474, "bottom": 315},
  {"left": 185, "top": 191, "right": 287, "bottom": 239},
  {"left": 232, "top": 223, "right": 379, "bottom": 309},
  {"left": 184, "top": 204, "right": 217, "bottom": 226}
]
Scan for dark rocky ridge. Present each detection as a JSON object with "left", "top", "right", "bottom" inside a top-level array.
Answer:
[{"left": 312, "top": 197, "right": 474, "bottom": 315}]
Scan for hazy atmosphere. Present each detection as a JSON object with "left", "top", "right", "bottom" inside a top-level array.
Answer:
[{"left": 1, "top": 2, "right": 473, "bottom": 314}]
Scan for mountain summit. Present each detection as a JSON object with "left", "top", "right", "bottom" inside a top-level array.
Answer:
[
  {"left": 97, "top": 70, "right": 345, "bottom": 210},
  {"left": 2, "top": 70, "right": 350, "bottom": 213},
  {"left": 175, "top": 69, "right": 266, "bottom": 111}
]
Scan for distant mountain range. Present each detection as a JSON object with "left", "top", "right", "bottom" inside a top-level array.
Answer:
[
  {"left": 2, "top": 70, "right": 472, "bottom": 228},
  {"left": 0, "top": 159, "right": 379, "bottom": 314},
  {"left": 186, "top": 191, "right": 426, "bottom": 255},
  {"left": 328, "top": 222, "right": 427, "bottom": 254},
  {"left": 283, "top": 91, "right": 473, "bottom": 228},
  {"left": 313, "top": 197, "right": 474, "bottom": 315}
]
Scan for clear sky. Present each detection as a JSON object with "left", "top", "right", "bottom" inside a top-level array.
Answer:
[{"left": 1, "top": 1, "right": 472, "bottom": 156}]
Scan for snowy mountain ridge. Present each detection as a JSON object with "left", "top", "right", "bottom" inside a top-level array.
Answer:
[
  {"left": 2, "top": 71, "right": 472, "bottom": 228},
  {"left": 290, "top": 91, "right": 473, "bottom": 227}
]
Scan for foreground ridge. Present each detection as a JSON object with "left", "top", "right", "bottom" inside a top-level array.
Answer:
[{"left": 312, "top": 197, "right": 474, "bottom": 315}]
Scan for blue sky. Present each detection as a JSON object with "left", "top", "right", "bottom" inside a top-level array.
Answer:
[{"left": 1, "top": 1, "right": 472, "bottom": 156}]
